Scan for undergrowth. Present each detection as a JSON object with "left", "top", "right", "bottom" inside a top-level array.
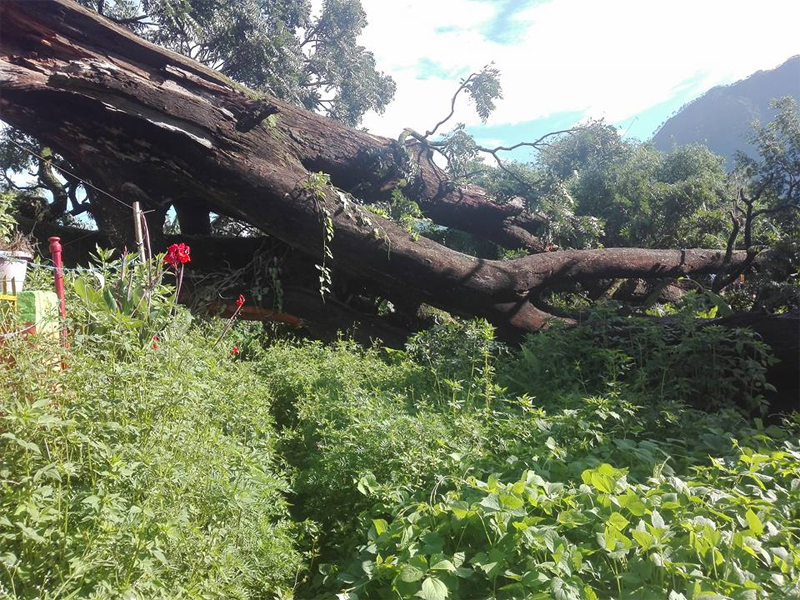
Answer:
[{"left": 1, "top": 258, "right": 798, "bottom": 599}]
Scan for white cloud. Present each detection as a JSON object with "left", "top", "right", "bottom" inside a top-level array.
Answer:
[{"left": 358, "top": 0, "right": 800, "bottom": 138}]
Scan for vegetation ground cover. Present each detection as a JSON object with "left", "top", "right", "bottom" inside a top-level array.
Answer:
[{"left": 1, "top": 260, "right": 798, "bottom": 599}]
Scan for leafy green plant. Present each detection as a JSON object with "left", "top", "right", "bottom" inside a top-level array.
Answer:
[
  {"left": 0, "top": 191, "right": 17, "bottom": 242},
  {"left": 405, "top": 317, "right": 505, "bottom": 408},
  {"left": 70, "top": 247, "right": 183, "bottom": 348},
  {"left": 324, "top": 385, "right": 799, "bottom": 600},
  {"left": 336, "top": 433, "right": 800, "bottom": 599},
  {"left": 3, "top": 247, "right": 796, "bottom": 600},
  {"left": 0, "top": 325, "right": 301, "bottom": 599},
  {"left": 500, "top": 309, "right": 775, "bottom": 414},
  {"left": 366, "top": 188, "right": 426, "bottom": 239},
  {"left": 301, "top": 172, "right": 335, "bottom": 299}
]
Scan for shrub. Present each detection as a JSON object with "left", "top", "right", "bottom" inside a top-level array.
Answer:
[
  {"left": 337, "top": 439, "right": 800, "bottom": 599},
  {"left": 259, "top": 342, "right": 477, "bottom": 519},
  {"left": 500, "top": 310, "right": 776, "bottom": 413},
  {"left": 3, "top": 259, "right": 794, "bottom": 600},
  {"left": 332, "top": 405, "right": 800, "bottom": 600}
]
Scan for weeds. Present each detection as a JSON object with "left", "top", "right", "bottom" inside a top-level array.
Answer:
[{"left": 1, "top": 254, "right": 796, "bottom": 599}]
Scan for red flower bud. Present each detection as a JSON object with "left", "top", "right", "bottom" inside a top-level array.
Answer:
[
  {"left": 231, "top": 346, "right": 240, "bottom": 355},
  {"left": 236, "top": 294, "right": 245, "bottom": 307}
]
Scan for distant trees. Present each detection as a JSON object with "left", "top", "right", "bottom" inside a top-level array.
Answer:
[
  {"left": 461, "top": 109, "right": 798, "bottom": 260},
  {"left": 735, "top": 97, "right": 800, "bottom": 242}
]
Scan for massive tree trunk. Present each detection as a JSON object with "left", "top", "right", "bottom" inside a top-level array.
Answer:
[{"left": 0, "top": 0, "right": 754, "bottom": 339}]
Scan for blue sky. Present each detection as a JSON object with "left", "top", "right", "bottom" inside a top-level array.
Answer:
[{"left": 342, "top": 0, "right": 799, "bottom": 159}]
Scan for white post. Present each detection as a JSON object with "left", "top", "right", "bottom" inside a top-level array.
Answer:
[{"left": 132, "top": 201, "right": 146, "bottom": 260}]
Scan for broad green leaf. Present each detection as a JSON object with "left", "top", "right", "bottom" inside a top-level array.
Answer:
[
  {"left": 450, "top": 501, "right": 471, "bottom": 519},
  {"left": 650, "top": 510, "right": 665, "bottom": 529},
  {"left": 499, "top": 493, "right": 524, "bottom": 510},
  {"left": 632, "top": 529, "right": 654, "bottom": 550},
  {"left": 357, "top": 473, "right": 378, "bottom": 496},
  {"left": 372, "top": 519, "right": 387, "bottom": 536},
  {"left": 480, "top": 493, "right": 501, "bottom": 511},
  {"left": 430, "top": 558, "right": 456, "bottom": 573},
  {"left": 551, "top": 576, "right": 580, "bottom": 600},
  {"left": 617, "top": 490, "right": 647, "bottom": 516},
  {"left": 745, "top": 509, "right": 764, "bottom": 535},
  {"left": 607, "top": 512, "right": 630, "bottom": 531},
  {"left": 400, "top": 563, "right": 425, "bottom": 583},
  {"left": 417, "top": 576, "right": 448, "bottom": 600}
]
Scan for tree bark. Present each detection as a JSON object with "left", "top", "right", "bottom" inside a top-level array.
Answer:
[{"left": 0, "top": 0, "right": 752, "bottom": 338}]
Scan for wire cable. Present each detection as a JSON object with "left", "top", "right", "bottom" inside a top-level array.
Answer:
[{"left": 6, "top": 138, "right": 134, "bottom": 211}]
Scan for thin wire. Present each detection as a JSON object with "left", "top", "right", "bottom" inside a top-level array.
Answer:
[
  {"left": 26, "top": 262, "right": 121, "bottom": 273},
  {"left": 7, "top": 138, "right": 134, "bottom": 211},
  {"left": 62, "top": 229, "right": 101, "bottom": 247}
]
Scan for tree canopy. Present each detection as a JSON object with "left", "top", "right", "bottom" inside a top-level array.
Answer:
[{"left": 76, "top": 0, "right": 396, "bottom": 126}]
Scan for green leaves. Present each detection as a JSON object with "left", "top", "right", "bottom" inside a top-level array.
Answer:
[
  {"left": 1, "top": 326, "right": 301, "bottom": 597},
  {"left": 582, "top": 463, "right": 627, "bottom": 494},
  {"left": 262, "top": 315, "right": 799, "bottom": 600},
  {"left": 430, "top": 557, "right": 457, "bottom": 573},
  {"left": 13, "top": 275, "right": 796, "bottom": 600},
  {"left": 71, "top": 248, "right": 179, "bottom": 346},
  {"left": 79, "top": 0, "right": 395, "bottom": 127},
  {"left": 606, "top": 512, "right": 630, "bottom": 531},
  {"left": 631, "top": 529, "right": 655, "bottom": 551},
  {"left": 399, "top": 561, "right": 426, "bottom": 583},
  {"left": 335, "top": 425, "right": 800, "bottom": 600},
  {"left": 503, "top": 311, "right": 777, "bottom": 413}
]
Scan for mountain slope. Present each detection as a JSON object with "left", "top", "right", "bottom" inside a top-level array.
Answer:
[{"left": 652, "top": 55, "right": 800, "bottom": 165}]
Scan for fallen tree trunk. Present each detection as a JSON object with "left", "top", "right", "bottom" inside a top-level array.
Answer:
[
  {"left": 0, "top": 0, "right": 753, "bottom": 339},
  {"left": 17, "top": 219, "right": 800, "bottom": 412}
]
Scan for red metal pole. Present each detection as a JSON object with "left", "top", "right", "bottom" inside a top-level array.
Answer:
[{"left": 48, "top": 237, "right": 69, "bottom": 353}]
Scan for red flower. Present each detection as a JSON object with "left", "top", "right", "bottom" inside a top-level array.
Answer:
[
  {"left": 231, "top": 346, "right": 240, "bottom": 356},
  {"left": 164, "top": 243, "right": 191, "bottom": 268},
  {"left": 152, "top": 335, "right": 159, "bottom": 341},
  {"left": 236, "top": 294, "right": 245, "bottom": 307},
  {"left": 152, "top": 342, "right": 158, "bottom": 350}
]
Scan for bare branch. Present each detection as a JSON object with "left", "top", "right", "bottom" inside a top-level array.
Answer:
[
  {"left": 712, "top": 211, "right": 741, "bottom": 292},
  {"left": 423, "top": 74, "right": 476, "bottom": 139},
  {"left": 475, "top": 128, "right": 581, "bottom": 155},
  {"left": 752, "top": 203, "right": 800, "bottom": 219}
]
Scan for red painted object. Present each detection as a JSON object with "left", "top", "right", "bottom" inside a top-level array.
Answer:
[{"left": 48, "top": 237, "right": 68, "bottom": 352}]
